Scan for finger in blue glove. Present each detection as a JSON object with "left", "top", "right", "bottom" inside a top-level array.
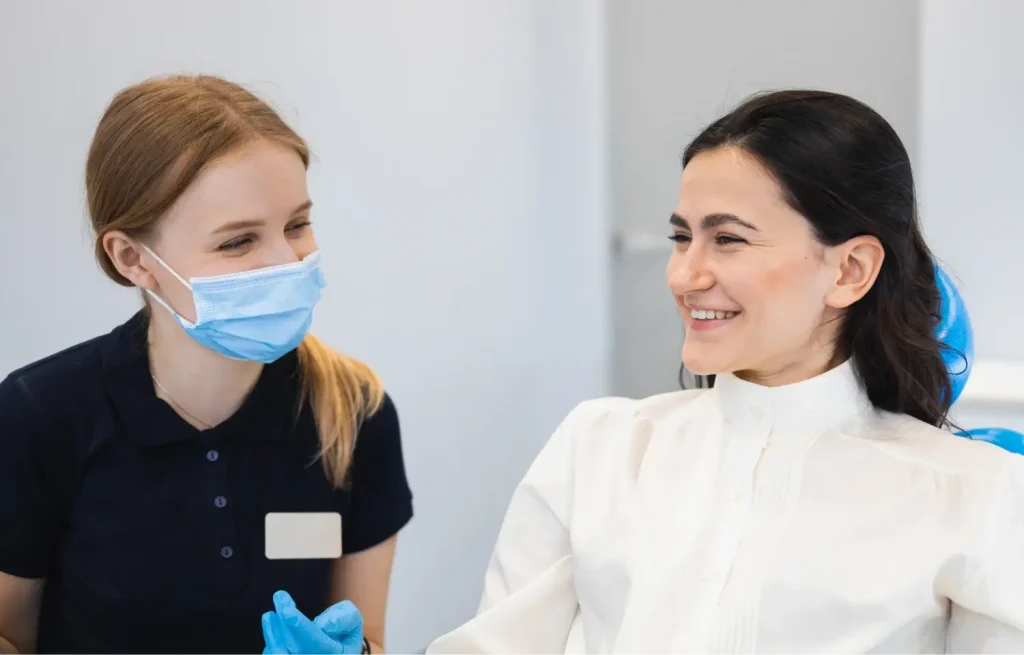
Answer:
[
  {"left": 273, "top": 590, "right": 357, "bottom": 654},
  {"left": 262, "top": 610, "right": 295, "bottom": 654},
  {"left": 313, "top": 600, "right": 364, "bottom": 653}
]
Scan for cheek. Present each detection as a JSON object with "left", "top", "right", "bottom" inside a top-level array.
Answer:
[
  {"left": 190, "top": 254, "right": 250, "bottom": 278},
  {"left": 757, "top": 259, "right": 831, "bottom": 321},
  {"left": 294, "top": 231, "right": 319, "bottom": 258},
  {"left": 147, "top": 247, "right": 216, "bottom": 320},
  {"left": 729, "top": 257, "right": 827, "bottom": 316},
  {"left": 150, "top": 268, "right": 198, "bottom": 322},
  {"left": 714, "top": 259, "right": 784, "bottom": 307}
]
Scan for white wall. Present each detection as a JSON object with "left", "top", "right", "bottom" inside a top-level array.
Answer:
[
  {"left": 919, "top": 0, "right": 1024, "bottom": 362},
  {"left": 0, "top": 1, "right": 609, "bottom": 650},
  {"left": 920, "top": 0, "right": 1024, "bottom": 428}
]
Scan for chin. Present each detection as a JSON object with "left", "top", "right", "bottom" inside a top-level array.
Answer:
[{"left": 681, "top": 349, "right": 727, "bottom": 377}]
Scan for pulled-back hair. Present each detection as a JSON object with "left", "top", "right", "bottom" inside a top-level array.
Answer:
[{"left": 87, "top": 74, "right": 383, "bottom": 484}]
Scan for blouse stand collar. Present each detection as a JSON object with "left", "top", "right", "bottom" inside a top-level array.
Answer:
[{"left": 711, "top": 359, "right": 874, "bottom": 438}]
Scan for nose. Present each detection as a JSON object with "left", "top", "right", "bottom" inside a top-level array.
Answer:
[
  {"left": 667, "top": 246, "right": 714, "bottom": 295},
  {"left": 261, "top": 236, "right": 303, "bottom": 267}
]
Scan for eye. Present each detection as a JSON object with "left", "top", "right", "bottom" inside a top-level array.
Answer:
[
  {"left": 715, "top": 233, "right": 746, "bottom": 245},
  {"left": 217, "top": 234, "right": 256, "bottom": 251},
  {"left": 286, "top": 219, "right": 312, "bottom": 233},
  {"left": 668, "top": 232, "right": 692, "bottom": 244}
]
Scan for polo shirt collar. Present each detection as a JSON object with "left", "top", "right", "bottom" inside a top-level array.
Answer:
[{"left": 101, "top": 311, "right": 301, "bottom": 447}]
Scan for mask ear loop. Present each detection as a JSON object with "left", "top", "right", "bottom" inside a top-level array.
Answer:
[{"left": 139, "top": 244, "right": 198, "bottom": 328}]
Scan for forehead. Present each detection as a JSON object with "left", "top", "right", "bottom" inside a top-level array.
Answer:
[
  {"left": 676, "top": 146, "right": 792, "bottom": 224},
  {"left": 164, "top": 139, "right": 308, "bottom": 229}
]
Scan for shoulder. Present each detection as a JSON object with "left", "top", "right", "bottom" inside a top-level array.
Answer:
[
  {"left": 357, "top": 391, "right": 399, "bottom": 438},
  {"left": 861, "top": 410, "right": 1022, "bottom": 482},
  {"left": 2, "top": 314, "right": 144, "bottom": 447},
  {"left": 0, "top": 320, "right": 133, "bottom": 507},
  {"left": 2, "top": 329, "right": 119, "bottom": 425},
  {"left": 986, "top": 454, "right": 1024, "bottom": 541},
  {"left": 513, "top": 390, "right": 710, "bottom": 495},
  {"left": 343, "top": 390, "right": 413, "bottom": 549},
  {"left": 349, "top": 391, "right": 405, "bottom": 470},
  {"left": 563, "top": 388, "right": 707, "bottom": 426},
  {"left": 551, "top": 388, "right": 710, "bottom": 453},
  {"left": 3, "top": 311, "right": 144, "bottom": 405}
]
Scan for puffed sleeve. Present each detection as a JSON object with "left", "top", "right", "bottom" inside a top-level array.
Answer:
[
  {"left": 946, "top": 455, "right": 1024, "bottom": 653},
  {"left": 340, "top": 392, "right": 414, "bottom": 554},
  {"left": 426, "top": 403, "right": 591, "bottom": 654},
  {"left": 0, "top": 374, "right": 61, "bottom": 579}
]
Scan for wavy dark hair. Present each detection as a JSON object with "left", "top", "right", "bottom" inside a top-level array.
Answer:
[{"left": 678, "top": 90, "right": 955, "bottom": 428}]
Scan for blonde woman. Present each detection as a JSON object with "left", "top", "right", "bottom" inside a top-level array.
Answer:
[{"left": 0, "top": 75, "right": 412, "bottom": 654}]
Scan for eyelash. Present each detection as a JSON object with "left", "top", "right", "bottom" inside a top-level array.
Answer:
[
  {"left": 218, "top": 220, "right": 312, "bottom": 251},
  {"left": 668, "top": 233, "right": 746, "bottom": 246}
]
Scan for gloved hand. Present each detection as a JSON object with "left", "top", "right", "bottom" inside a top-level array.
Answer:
[{"left": 262, "top": 589, "right": 365, "bottom": 654}]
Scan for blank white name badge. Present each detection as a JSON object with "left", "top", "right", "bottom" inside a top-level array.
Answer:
[{"left": 265, "top": 512, "right": 342, "bottom": 560}]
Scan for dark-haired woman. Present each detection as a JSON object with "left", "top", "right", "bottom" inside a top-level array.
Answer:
[{"left": 427, "top": 90, "right": 1024, "bottom": 653}]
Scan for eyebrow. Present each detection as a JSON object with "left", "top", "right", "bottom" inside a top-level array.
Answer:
[
  {"left": 670, "top": 212, "right": 759, "bottom": 232},
  {"left": 212, "top": 200, "right": 314, "bottom": 235},
  {"left": 292, "top": 200, "right": 314, "bottom": 215}
]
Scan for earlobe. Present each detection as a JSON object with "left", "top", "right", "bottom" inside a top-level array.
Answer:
[
  {"left": 825, "top": 236, "right": 885, "bottom": 309},
  {"left": 102, "top": 230, "right": 155, "bottom": 289}
]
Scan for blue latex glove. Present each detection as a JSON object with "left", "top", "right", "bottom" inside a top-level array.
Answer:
[
  {"left": 934, "top": 264, "right": 974, "bottom": 404},
  {"left": 262, "top": 610, "right": 293, "bottom": 654},
  {"left": 262, "top": 590, "right": 364, "bottom": 654}
]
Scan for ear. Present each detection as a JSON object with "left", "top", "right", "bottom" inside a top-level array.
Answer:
[
  {"left": 102, "top": 229, "right": 158, "bottom": 290},
  {"left": 824, "top": 235, "right": 885, "bottom": 309}
]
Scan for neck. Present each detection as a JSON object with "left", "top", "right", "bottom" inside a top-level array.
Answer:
[
  {"left": 736, "top": 343, "right": 844, "bottom": 388},
  {"left": 147, "top": 308, "right": 263, "bottom": 429}
]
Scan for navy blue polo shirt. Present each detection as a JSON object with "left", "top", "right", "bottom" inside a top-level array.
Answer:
[{"left": 0, "top": 311, "right": 413, "bottom": 653}]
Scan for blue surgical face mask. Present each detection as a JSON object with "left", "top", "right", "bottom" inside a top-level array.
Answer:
[{"left": 141, "top": 245, "right": 326, "bottom": 363}]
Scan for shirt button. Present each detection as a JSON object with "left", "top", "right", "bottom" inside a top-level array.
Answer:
[
  {"left": 206, "top": 449, "right": 220, "bottom": 462},
  {"left": 220, "top": 546, "right": 234, "bottom": 559},
  {"left": 751, "top": 407, "right": 763, "bottom": 419},
  {"left": 214, "top": 495, "right": 228, "bottom": 508}
]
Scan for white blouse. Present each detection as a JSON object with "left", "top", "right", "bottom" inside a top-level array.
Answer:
[{"left": 427, "top": 361, "right": 1024, "bottom": 653}]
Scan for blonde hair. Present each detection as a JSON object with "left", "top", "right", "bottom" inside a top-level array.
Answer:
[{"left": 86, "top": 74, "right": 383, "bottom": 486}]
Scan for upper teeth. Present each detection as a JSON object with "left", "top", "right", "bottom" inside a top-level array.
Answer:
[{"left": 691, "top": 309, "right": 737, "bottom": 320}]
